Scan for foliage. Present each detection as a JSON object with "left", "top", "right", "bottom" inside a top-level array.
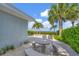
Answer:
[
  {"left": 0, "top": 45, "right": 15, "bottom": 55},
  {"left": 0, "top": 48, "right": 6, "bottom": 55},
  {"left": 23, "top": 41, "right": 28, "bottom": 44},
  {"left": 48, "top": 3, "right": 79, "bottom": 36},
  {"left": 28, "top": 30, "right": 56, "bottom": 35},
  {"left": 10, "top": 45, "right": 15, "bottom": 50},
  {"left": 54, "top": 35, "right": 62, "bottom": 40},
  {"left": 32, "top": 22, "right": 43, "bottom": 29},
  {"left": 50, "top": 25, "right": 57, "bottom": 32},
  {"left": 5, "top": 45, "right": 15, "bottom": 51},
  {"left": 5, "top": 46, "right": 11, "bottom": 51},
  {"left": 61, "top": 26, "right": 79, "bottom": 53}
]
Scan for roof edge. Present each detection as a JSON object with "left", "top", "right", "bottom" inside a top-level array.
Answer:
[{"left": 0, "top": 3, "right": 34, "bottom": 21}]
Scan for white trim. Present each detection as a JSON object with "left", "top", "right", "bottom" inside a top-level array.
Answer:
[{"left": 0, "top": 3, "right": 34, "bottom": 21}]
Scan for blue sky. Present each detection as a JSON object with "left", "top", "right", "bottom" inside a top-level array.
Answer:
[
  {"left": 13, "top": 3, "right": 52, "bottom": 21},
  {"left": 13, "top": 3, "right": 74, "bottom": 31}
]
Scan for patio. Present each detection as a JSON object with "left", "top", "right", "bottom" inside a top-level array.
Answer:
[{"left": 2, "top": 37, "right": 78, "bottom": 56}]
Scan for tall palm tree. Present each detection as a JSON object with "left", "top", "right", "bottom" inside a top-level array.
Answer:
[
  {"left": 32, "top": 21, "right": 43, "bottom": 29},
  {"left": 66, "top": 12, "right": 79, "bottom": 27},
  {"left": 48, "top": 3, "right": 79, "bottom": 36},
  {"left": 50, "top": 25, "right": 57, "bottom": 32},
  {"left": 48, "top": 13, "right": 57, "bottom": 32}
]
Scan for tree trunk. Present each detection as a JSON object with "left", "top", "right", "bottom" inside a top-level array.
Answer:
[
  {"left": 54, "top": 27, "right": 55, "bottom": 32},
  {"left": 59, "top": 15, "right": 62, "bottom": 36},
  {"left": 72, "top": 21, "right": 74, "bottom": 27}
]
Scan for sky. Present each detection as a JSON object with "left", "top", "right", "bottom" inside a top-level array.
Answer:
[{"left": 13, "top": 3, "right": 74, "bottom": 31}]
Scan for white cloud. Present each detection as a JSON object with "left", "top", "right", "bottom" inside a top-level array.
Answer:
[
  {"left": 43, "top": 21, "right": 51, "bottom": 28},
  {"left": 28, "top": 21, "right": 35, "bottom": 29},
  {"left": 35, "top": 19, "right": 42, "bottom": 23},
  {"left": 74, "top": 19, "right": 79, "bottom": 25},
  {"left": 63, "top": 21, "right": 72, "bottom": 29},
  {"left": 28, "top": 20, "right": 51, "bottom": 29},
  {"left": 28, "top": 18, "right": 43, "bottom": 29},
  {"left": 40, "top": 9, "right": 50, "bottom": 17}
]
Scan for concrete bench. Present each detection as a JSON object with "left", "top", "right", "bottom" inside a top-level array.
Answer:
[{"left": 24, "top": 47, "right": 47, "bottom": 56}]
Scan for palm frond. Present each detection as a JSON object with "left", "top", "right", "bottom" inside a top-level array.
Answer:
[{"left": 32, "top": 22, "right": 43, "bottom": 29}]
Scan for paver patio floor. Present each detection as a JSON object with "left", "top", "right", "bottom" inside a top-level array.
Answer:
[
  {"left": 2, "top": 37, "right": 78, "bottom": 56},
  {"left": 2, "top": 43, "right": 31, "bottom": 56}
]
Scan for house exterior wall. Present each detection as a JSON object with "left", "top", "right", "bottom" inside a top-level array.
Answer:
[{"left": 0, "top": 11, "right": 28, "bottom": 48}]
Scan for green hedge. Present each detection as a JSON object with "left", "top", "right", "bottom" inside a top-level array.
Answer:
[
  {"left": 54, "top": 35, "right": 62, "bottom": 40},
  {"left": 61, "top": 26, "right": 79, "bottom": 53},
  {"left": 28, "top": 30, "right": 56, "bottom": 35}
]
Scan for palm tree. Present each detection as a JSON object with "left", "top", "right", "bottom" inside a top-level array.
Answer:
[
  {"left": 66, "top": 4, "right": 79, "bottom": 27},
  {"left": 48, "top": 3, "right": 79, "bottom": 36},
  {"left": 50, "top": 25, "right": 57, "bottom": 32},
  {"left": 48, "top": 13, "right": 57, "bottom": 32},
  {"left": 66, "top": 12, "right": 79, "bottom": 27},
  {"left": 32, "top": 21, "right": 43, "bottom": 29},
  {"left": 32, "top": 21, "right": 43, "bottom": 35}
]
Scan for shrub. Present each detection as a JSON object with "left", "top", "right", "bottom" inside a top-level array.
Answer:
[
  {"left": 5, "top": 46, "right": 11, "bottom": 51},
  {"left": 27, "top": 30, "right": 56, "bottom": 35},
  {"left": 24, "top": 41, "right": 28, "bottom": 44},
  {"left": 0, "top": 49, "right": 4, "bottom": 55},
  {"left": 0, "top": 47, "right": 8, "bottom": 55},
  {"left": 4, "top": 45, "right": 15, "bottom": 51},
  {"left": 54, "top": 35, "right": 62, "bottom": 40},
  {"left": 10, "top": 45, "right": 15, "bottom": 50},
  {"left": 61, "top": 26, "right": 79, "bottom": 53},
  {"left": 1, "top": 48, "right": 7, "bottom": 54},
  {"left": 0, "top": 45, "right": 15, "bottom": 55}
]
